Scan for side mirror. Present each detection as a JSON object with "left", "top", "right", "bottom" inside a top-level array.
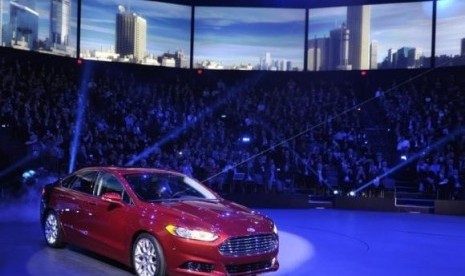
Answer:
[{"left": 101, "top": 192, "right": 123, "bottom": 206}]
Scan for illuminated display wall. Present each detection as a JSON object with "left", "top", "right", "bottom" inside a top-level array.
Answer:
[
  {"left": 194, "top": 7, "right": 305, "bottom": 71},
  {"left": 1, "top": 1, "right": 464, "bottom": 70},
  {"left": 308, "top": 1, "right": 433, "bottom": 71},
  {"left": 0, "top": 0, "right": 78, "bottom": 57},
  {"left": 80, "top": 0, "right": 191, "bottom": 68}
]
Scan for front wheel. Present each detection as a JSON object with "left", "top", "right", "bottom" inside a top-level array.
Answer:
[
  {"left": 43, "top": 211, "right": 65, "bottom": 248},
  {"left": 132, "top": 233, "right": 166, "bottom": 276}
]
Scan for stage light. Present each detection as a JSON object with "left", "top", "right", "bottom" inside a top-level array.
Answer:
[
  {"left": 400, "top": 155, "right": 407, "bottom": 161},
  {"left": 333, "top": 190, "right": 339, "bottom": 195},
  {"left": 349, "top": 191, "right": 356, "bottom": 197},
  {"left": 22, "top": 170, "right": 36, "bottom": 179},
  {"left": 241, "top": 136, "right": 251, "bottom": 143},
  {"left": 0, "top": 155, "right": 34, "bottom": 179}
]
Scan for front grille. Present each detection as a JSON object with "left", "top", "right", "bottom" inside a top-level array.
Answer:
[
  {"left": 225, "top": 260, "right": 273, "bottom": 274},
  {"left": 218, "top": 234, "right": 278, "bottom": 256}
]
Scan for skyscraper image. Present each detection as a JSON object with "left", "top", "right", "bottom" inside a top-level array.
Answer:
[
  {"left": 329, "top": 25, "right": 349, "bottom": 70},
  {"left": 336, "top": 23, "right": 352, "bottom": 70},
  {"left": 461, "top": 38, "right": 465, "bottom": 57},
  {"left": 308, "top": 36, "right": 331, "bottom": 71},
  {"left": 50, "top": 0, "right": 71, "bottom": 47},
  {"left": 347, "top": 5, "right": 371, "bottom": 70},
  {"left": 370, "top": 40, "right": 378, "bottom": 69},
  {"left": 5, "top": 0, "right": 39, "bottom": 50},
  {"left": 115, "top": 5, "right": 147, "bottom": 62}
]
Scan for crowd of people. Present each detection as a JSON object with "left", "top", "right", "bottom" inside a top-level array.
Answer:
[
  {"left": 0, "top": 54, "right": 464, "bottom": 200},
  {"left": 379, "top": 76, "right": 465, "bottom": 199}
]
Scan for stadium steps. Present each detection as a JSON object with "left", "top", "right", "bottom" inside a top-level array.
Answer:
[{"left": 395, "top": 182, "right": 435, "bottom": 213}]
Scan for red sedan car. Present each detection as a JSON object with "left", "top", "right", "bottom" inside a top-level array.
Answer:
[{"left": 40, "top": 167, "right": 279, "bottom": 275}]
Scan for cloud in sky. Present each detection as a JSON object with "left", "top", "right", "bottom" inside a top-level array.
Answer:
[
  {"left": 436, "top": 1, "right": 465, "bottom": 56},
  {"left": 194, "top": 7, "right": 305, "bottom": 69}
]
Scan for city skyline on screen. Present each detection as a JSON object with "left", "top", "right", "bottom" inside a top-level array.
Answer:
[
  {"left": 80, "top": 0, "right": 191, "bottom": 67},
  {"left": 0, "top": 0, "right": 78, "bottom": 56},
  {"left": 194, "top": 7, "right": 305, "bottom": 71},
  {"left": 308, "top": 1, "right": 432, "bottom": 70}
]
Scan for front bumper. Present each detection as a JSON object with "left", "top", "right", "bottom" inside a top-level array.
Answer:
[{"left": 162, "top": 233, "right": 279, "bottom": 275}]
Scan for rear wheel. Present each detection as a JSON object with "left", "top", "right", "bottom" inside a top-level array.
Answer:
[
  {"left": 132, "top": 233, "right": 166, "bottom": 276},
  {"left": 43, "top": 211, "right": 65, "bottom": 248}
]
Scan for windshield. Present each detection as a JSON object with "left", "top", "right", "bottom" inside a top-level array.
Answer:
[{"left": 124, "top": 173, "right": 217, "bottom": 202}]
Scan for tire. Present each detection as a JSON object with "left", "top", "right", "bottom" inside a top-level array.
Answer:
[
  {"left": 132, "top": 233, "right": 166, "bottom": 276},
  {"left": 43, "top": 210, "right": 65, "bottom": 248}
]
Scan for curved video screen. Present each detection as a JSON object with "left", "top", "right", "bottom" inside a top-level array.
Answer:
[
  {"left": 0, "top": 0, "right": 78, "bottom": 57},
  {"left": 194, "top": 7, "right": 305, "bottom": 71},
  {"left": 80, "top": 0, "right": 191, "bottom": 68},
  {"left": 308, "top": 1, "right": 433, "bottom": 71},
  {"left": 435, "top": 0, "right": 465, "bottom": 67}
]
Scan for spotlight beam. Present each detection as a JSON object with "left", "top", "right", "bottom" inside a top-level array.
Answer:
[
  {"left": 0, "top": 155, "right": 34, "bottom": 179},
  {"left": 353, "top": 127, "right": 465, "bottom": 194},
  {"left": 126, "top": 73, "right": 265, "bottom": 167},
  {"left": 68, "top": 63, "right": 92, "bottom": 173}
]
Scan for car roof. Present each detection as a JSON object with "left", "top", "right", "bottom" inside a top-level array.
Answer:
[{"left": 77, "top": 166, "right": 182, "bottom": 176}]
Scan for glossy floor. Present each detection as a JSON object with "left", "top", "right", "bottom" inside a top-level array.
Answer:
[{"left": 1, "top": 202, "right": 465, "bottom": 276}]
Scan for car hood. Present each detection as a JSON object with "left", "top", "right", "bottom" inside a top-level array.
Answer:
[{"left": 148, "top": 199, "right": 274, "bottom": 236}]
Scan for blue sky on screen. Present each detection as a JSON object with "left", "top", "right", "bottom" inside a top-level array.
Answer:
[
  {"left": 80, "top": 0, "right": 191, "bottom": 56},
  {"left": 436, "top": 0, "right": 465, "bottom": 56},
  {"left": 309, "top": 2, "right": 433, "bottom": 63},
  {"left": 0, "top": 0, "right": 78, "bottom": 48},
  {"left": 194, "top": 7, "right": 305, "bottom": 70}
]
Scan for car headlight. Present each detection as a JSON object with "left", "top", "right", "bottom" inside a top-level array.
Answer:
[
  {"left": 166, "top": 225, "right": 219, "bottom": 242},
  {"left": 273, "top": 223, "right": 278, "bottom": 235}
]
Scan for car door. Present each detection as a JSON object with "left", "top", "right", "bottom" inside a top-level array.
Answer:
[
  {"left": 85, "top": 172, "right": 133, "bottom": 262},
  {"left": 56, "top": 170, "right": 98, "bottom": 245}
]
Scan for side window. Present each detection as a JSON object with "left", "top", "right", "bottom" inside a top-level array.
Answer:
[
  {"left": 69, "top": 171, "right": 98, "bottom": 195},
  {"left": 61, "top": 175, "right": 76, "bottom": 188},
  {"left": 97, "top": 173, "right": 131, "bottom": 204}
]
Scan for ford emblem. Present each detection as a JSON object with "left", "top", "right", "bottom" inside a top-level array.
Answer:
[{"left": 247, "top": 227, "right": 256, "bottom": 233}]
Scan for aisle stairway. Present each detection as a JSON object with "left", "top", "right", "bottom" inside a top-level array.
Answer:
[{"left": 395, "top": 180, "right": 435, "bottom": 213}]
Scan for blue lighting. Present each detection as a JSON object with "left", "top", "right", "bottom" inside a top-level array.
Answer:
[
  {"left": 354, "top": 127, "right": 465, "bottom": 194},
  {"left": 22, "top": 170, "right": 36, "bottom": 179},
  {"left": 127, "top": 76, "right": 262, "bottom": 167},
  {"left": 241, "top": 136, "right": 251, "bottom": 143},
  {"left": 68, "top": 63, "right": 93, "bottom": 173},
  {"left": 0, "top": 155, "right": 34, "bottom": 179}
]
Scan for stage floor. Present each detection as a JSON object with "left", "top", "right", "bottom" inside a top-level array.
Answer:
[{"left": 1, "top": 204, "right": 465, "bottom": 276}]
